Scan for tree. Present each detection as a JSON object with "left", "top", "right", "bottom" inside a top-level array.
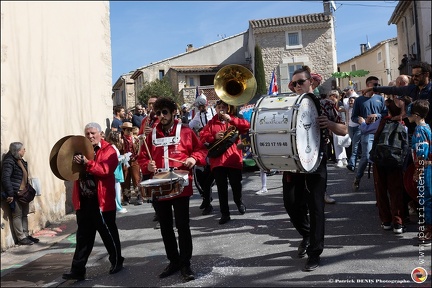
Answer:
[
  {"left": 138, "top": 78, "right": 179, "bottom": 106},
  {"left": 331, "top": 70, "right": 370, "bottom": 85},
  {"left": 254, "top": 45, "right": 267, "bottom": 96}
]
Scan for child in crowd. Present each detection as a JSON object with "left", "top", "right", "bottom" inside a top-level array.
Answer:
[{"left": 407, "top": 99, "right": 431, "bottom": 246}]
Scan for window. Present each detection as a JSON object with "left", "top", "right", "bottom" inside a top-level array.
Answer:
[
  {"left": 377, "top": 51, "right": 382, "bottom": 63},
  {"left": 189, "top": 77, "right": 195, "bottom": 87},
  {"left": 158, "top": 70, "right": 165, "bottom": 80},
  {"left": 285, "top": 31, "right": 302, "bottom": 49},
  {"left": 351, "top": 64, "right": 356, "bottom": 71},
  {"left": 288, "top": 64, "right": 303, "bottom": 80}
]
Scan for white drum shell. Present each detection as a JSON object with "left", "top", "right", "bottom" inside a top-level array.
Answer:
[{"left": 250, "top": 93, "right": 322, "bottom": 173}]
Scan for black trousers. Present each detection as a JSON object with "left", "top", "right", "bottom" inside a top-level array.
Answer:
[
  {"left": 282, "top": 158, "right": 327, "bottom": 257},
  {"left": 213, "top": 167, "right": 243, "bottom": 216},
  {"left": 198, "top": 165, "right": 214, "bottom": 206},
  {"left": 71, "top": 198, "right": 122, "bottom": 275},
  {"left": 154, "top": 196, "right": 192, "bottom": 268}
]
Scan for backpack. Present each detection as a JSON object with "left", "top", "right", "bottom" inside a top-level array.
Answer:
[{"left": 369, "top": 119, "right": 409, "bottom": 167}]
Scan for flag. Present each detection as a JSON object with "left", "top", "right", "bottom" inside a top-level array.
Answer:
[
  {"left": 195, "top": 86, "right": 199, "bottom": 98},
  {"left": 268, "top": 70, "right": 278, "bottom": 95}
]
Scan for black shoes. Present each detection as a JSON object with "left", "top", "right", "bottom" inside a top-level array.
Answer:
[
  {"left": 62, "top": 271, "right": 85, "bottom": 281},
  {"left": 159, "top": 262, "right": 180, "bottom": 278},
  {"left": 297, "top": 237, "right": 310, "bottom": 258},
  {"left": 219, "top": 215, "right": 231, "bottom": 225},
  {"left": 237, "top": 202, "right": 246, "bottom": 215},
  {"left": 27, "top": 235, "right": 40, "bottom": 243},
  {"left": 109, "top": 257, "right": 124, "bottom": 274},
  {"left": 18, "top": 238, "right": 33, "bottom": 245},
  {"left": 202, "top": 205, "right": 213, "bottom": 215},
  {"left": 180, "top": 266, "right": 195, "bottom": 281},
  {"left": 303, "top": 256, "right": 320, "bottom": 272}
]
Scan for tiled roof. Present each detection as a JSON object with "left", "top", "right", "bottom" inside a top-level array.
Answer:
[
  {"left": 170, "top": 65, "right": 221, "bottom": 73},
  {"left": 249, "top": 13, "right": 331, "bottom": 29}
]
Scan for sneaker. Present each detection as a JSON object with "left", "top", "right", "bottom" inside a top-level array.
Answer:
[
  {"left": 135, "top": 195, "right": 143, "bottom": 205},
  {"left": 381, "top": 222, "right": 392, "bottom": 230},
  {"left": 324, "top": 193, "right": 336, "bottom": 204},
  {"left": 346, "top": 165, "right": 355, "bottom": 172},
  {"left": 118, "top": 208, "right": 127, "bottom": 214},
  {"left": 342, "top": 158, "right": 348, "bottom": 166},
  {"left": 336, "top": 160, "right": 344, "bottom": 168},
  {"left": 18, "top": 238, "right": 33, "bottom": 245},
  {"left": 393, "top": 224, "right": 406, "bottom": 234},
  {"left": 255, "top": 188, "right": 268, "bottom": 195},
  {"left": 353, "top": 178, "right": 360, "bottom": 191},
  {"left": 159, "top": 262, "right": 180, "bottom": 278}
]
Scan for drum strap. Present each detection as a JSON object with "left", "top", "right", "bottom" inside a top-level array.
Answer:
[{"left": 152, "top": 122, "right": 182, "bottom": 171}]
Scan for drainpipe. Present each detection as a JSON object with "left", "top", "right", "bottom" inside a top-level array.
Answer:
[
  {"left": 403, "top": 16, "right": 411, "bottom": 72},
  {"left": 413, "top": 1, "right": 421, "bottom": 61}
]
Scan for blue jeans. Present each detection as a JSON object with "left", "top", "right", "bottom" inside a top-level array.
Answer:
[
  {"left": 356, "top": 133, "right": 375, "bottom": 179},
  {"left": 348, "top": 126, "right": 361, "bottom": 168}
]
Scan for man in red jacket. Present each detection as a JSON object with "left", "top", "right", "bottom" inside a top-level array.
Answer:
[
  {"left": 137, "top": 97, "right": 207, "bottom": 282},
  {"left": 62, "top": 122, "right": 124, "bottom": 281},
  {"left": 200, "top": 100, "right": 250, "bottom": 225}
]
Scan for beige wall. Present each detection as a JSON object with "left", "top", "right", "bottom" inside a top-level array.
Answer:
[
  {"left": 337, "top": 39, "right": 398, "bottom": 91},
  {"left": 1, "top": 1, "right": 113, "bottom": 250}
]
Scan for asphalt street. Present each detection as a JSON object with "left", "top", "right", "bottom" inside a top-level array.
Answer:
[{"left": 1, "top": 163, "right": 431, "bottom": 287}]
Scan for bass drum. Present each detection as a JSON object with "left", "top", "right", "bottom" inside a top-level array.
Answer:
[{"left": 250, "top": 93, "right": 322, "bottom": 173}]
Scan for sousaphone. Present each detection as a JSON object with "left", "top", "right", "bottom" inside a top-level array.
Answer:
[
  {"left": 49, "top": 135, "right": 95, "bottom": 181},
  {"left": 214, "top": 64, "right": 257, "bottom": 106}
]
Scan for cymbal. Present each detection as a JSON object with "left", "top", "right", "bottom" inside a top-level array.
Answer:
[
  {"left": 154, "top": 170, "right": 189, "bottom": 180},
  {"left": 403, "top": 163, "right": 418, "bottom": 203},
  {"left": 49, "top": 135, "right": 73, "bottom": 181},
  {"left": 56, "top": 136, "right": 94, "bottom": 181}
]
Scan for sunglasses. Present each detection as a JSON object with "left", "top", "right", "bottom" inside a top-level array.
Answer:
[
  {"left": 155, "top": 109, "right": 169, "bottom": 116},
  {"left": 291, "top": 79, "right": 309, "bottom": 87},
  {"left": 411, "top": 72, "right": 423, "bottom": 78}
]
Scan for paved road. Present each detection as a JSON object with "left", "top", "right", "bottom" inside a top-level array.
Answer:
[{"left": 1, "top": 164, "right": 431, "bottom": 287}]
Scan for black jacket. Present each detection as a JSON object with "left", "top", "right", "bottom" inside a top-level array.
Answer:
[{"left": 1, "top": 152, "right": 28, "bottom": 198}]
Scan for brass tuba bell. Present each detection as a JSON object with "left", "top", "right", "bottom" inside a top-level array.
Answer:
[{"left": 214, "top": 64, "right": 257, "bottom": 106}]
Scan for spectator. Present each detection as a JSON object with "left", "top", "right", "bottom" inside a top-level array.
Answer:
[
  {"left": 1, "top": 142, "right": 39, "bottom": 245},
  {"left": 132, "top": 104, "right": 145, "bottom": 128},
  {"left": 111, "top": 105, "right": 125, "bottom": 132}
]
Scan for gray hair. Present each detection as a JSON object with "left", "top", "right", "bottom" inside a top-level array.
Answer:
[
  {"left": 84, "top": 122, "right": 102, "bottom": 133},
  {"left": 9, "top": 142, "right": 23, "bottom": 159}
]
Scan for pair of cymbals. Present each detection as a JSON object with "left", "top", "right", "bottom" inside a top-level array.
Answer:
[{"left": 49, "top": 135, "right": 94, "bottom": 181}]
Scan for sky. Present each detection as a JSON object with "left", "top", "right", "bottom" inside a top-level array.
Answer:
[{"left": 110, "top": 1, "right": 398, "bottom": 84}]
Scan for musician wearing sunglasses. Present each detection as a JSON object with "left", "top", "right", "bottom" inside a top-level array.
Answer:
[
  {"left": 137, "top": 97, "right": 207, "bottom": 282},
  {"left": 199, "top": 99, "right": 250, "bottom": 225},
  {"left": 283, "top": 66, "right": 347, "bottom": 272}
]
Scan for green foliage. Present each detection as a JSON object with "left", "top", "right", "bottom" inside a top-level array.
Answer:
[
  {"left": 138, "top": 78, "right": 179, "bottom": 105},
  {"left": 254, "top": 45, "right": 267, "bottom": 96},
  {"left": 332, "top": 70, "right": 370, "bottom": 79}
]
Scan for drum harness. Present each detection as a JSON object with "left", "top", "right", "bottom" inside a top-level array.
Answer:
[{"left": 151, "top": 121, "right": 183, "bottom": 173}]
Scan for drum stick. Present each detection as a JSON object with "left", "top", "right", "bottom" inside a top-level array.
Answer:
[
  {"left": 141, "top": 136, "right": 153, "bottom": 161},
  {"left": 162, "top": 156, "right": 185, "bottom": 164}
]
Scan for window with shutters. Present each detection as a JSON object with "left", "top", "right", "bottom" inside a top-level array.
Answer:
[{"left": 285, "top": 31, "right": 303, "bottom": 49}]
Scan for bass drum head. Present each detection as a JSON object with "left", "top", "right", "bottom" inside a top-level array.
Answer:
[{"left": 293, "top": 93, "right": 321, "bottom": 172}]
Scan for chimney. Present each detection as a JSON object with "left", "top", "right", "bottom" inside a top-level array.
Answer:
[
  {"left": 360, "top": 43, "right": 367, "bottom": 54},
  {"left": 323, "top": 0, "right": 331, "bottom": 15},
  {"left": 186, "top": 44, "right": 194, "bottom": 52}
]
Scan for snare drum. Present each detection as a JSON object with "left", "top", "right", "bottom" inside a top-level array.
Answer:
[
  {"left": 250, "top": 93, "right": 322, "bottom": 173},
  {"left": 139, "top": 178, "right": 183, "bottom": 200}
]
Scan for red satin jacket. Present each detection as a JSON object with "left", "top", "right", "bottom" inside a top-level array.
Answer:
[
  {"left": 200, "top": 114, "right": 250, "bottom": 171},
  {"left": 72, "top": 139, "right": 118, "bottom": 211},
  {"left": 137, "top": 119, "right": 207, "bottom": 200}
]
